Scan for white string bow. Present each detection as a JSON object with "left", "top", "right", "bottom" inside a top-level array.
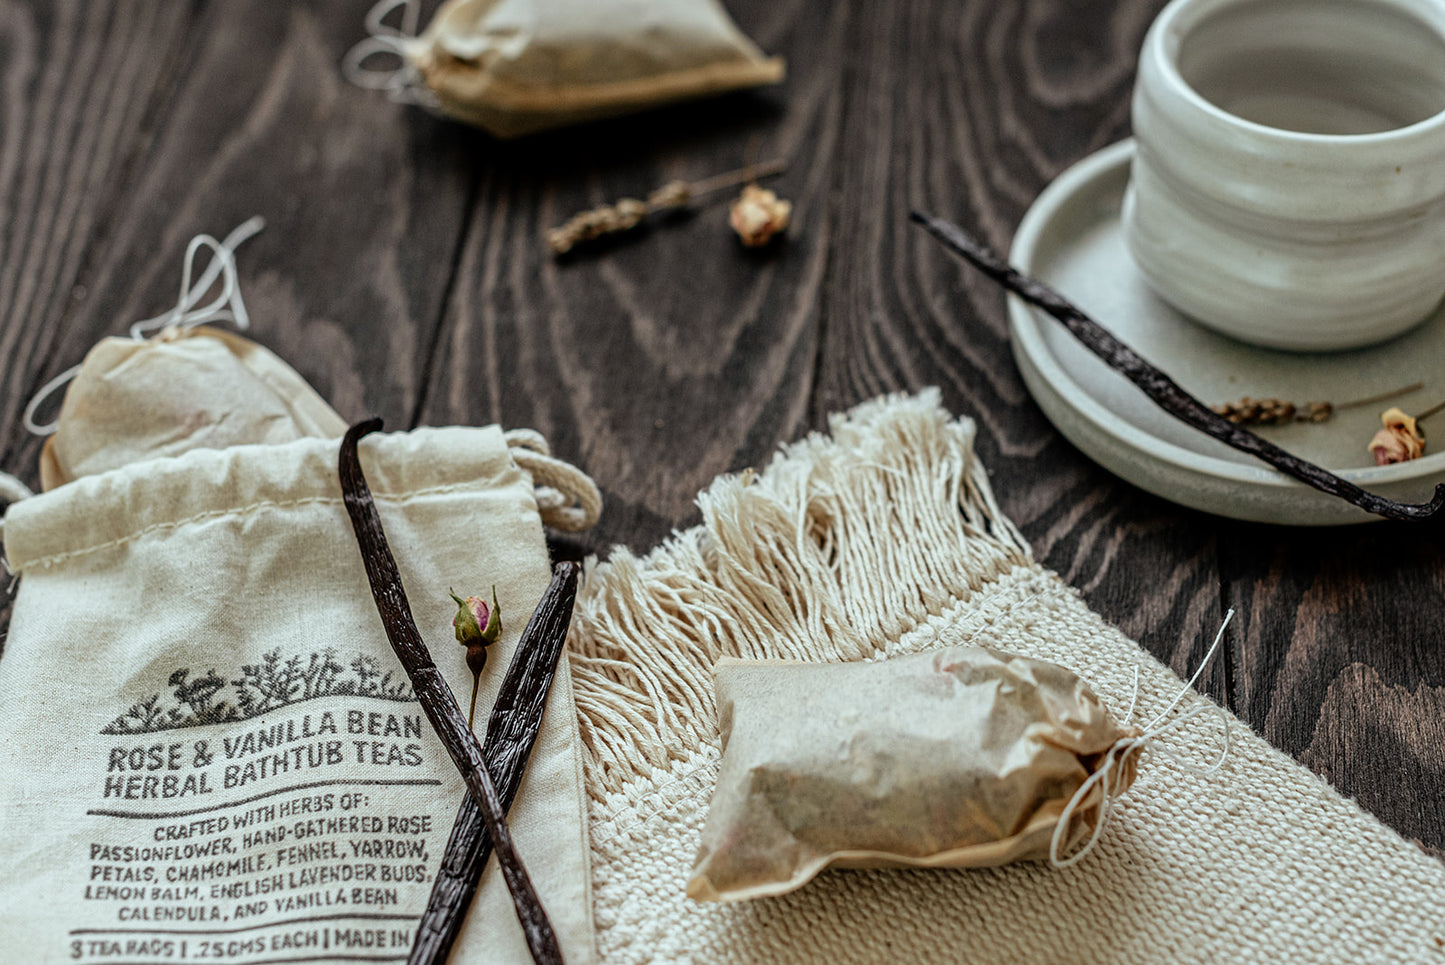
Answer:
[
  {"left": 21, "top": 217, "right": 265, "bottom": 437},
  {"left": 1050, "top": 609, "right": 1235, "bottom": 867},
  {"left": 341, "top": 0, "right": 437, "bottom": 109}
]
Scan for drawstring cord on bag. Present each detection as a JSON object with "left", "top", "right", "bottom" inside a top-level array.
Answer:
[
  {"left": 1050, "top": 609, "right": 1235, "bottom": 868},
  {"left": 341, "top": 0, "right": 438, "bottom": 109},
  {"left": 505, "top": 429, "right": 603, "bottom": 532},
  {"left": 21, "top": 217, "right": 266, "bottom": 437}
]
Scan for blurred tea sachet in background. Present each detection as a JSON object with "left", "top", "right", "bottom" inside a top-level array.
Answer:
[{"left": 347, "top": 0, "right": 785, "bottom": 138}]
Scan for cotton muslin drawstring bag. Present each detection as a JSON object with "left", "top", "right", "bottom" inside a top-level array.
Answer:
[
  {"left": 0, "top": 224, "right": 601, "bottom": 964},
  {"left": 343, "top": 0, "right": 785, "bottom": 138},
  {"left": 565, "top": 389, "right": 1445, "bottom": 964}
]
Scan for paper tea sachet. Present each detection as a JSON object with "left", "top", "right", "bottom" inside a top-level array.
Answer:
[
  {"left": 687, "top": 647, "right": 1147, "bottom": 902},
  {"left": 345, "top": 0, "right": 785, "bottom": 138},
  {"left": 36, "top": 325, "right": 347, "bottom": 490},
  {"left": 0, "top": 222, "right": 601, "bottom": 964},
  {"left": 25, "top": 218, "right": 345, "bottom": 491}
]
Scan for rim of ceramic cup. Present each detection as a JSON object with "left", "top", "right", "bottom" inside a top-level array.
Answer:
[{"left": 1147, "top": 0, "right": 1445, "bottom": 146}]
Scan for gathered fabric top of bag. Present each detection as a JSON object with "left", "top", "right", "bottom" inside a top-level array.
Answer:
[{"left": 7, "top": 424, "right": 520, "bottom": 573}]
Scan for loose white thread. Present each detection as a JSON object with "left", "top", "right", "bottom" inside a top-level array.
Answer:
[
  {"left": 20, "top": 217, "right": 265, "bottom": 437},
  {"left": 1050, "top": 609, "right": 1235, "bottom": 868},
  {"left": 341, "top": 0, "right": 437, "bottom": 109},
  {"left": 127, "top": 217, "right": 263, "bottom": 340}
]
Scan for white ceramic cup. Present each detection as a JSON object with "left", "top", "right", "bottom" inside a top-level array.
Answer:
[{"left": 1123, "top": 0, "right": 1445, "bottom": 351}]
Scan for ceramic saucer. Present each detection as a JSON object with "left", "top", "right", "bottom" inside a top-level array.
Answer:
[{"left": 1007, "top": 139, "right": 1445, "bottom": 525}]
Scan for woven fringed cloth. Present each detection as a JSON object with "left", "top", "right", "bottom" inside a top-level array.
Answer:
[{"left": 566, "top": 389, "right": 1445, "bottom": 964}]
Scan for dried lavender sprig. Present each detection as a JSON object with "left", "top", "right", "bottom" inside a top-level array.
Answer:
[
  {"left": 411, "top": 562, "right": 580, "bottom": 965},
  {"left": 1214, "top": 382, "right": 1424, "bottom": 426},
  {"left": 911, "top": 212, "right": 1445, "bottom": 522},
  {"left": 338, "top": 420, "right": 563, "bottom": 964},
  {"left": 547, "top": 158, "right": 787, "bottom": 254}
]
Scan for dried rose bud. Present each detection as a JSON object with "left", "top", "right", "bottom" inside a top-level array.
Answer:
[
  {"left": 451, "top": 587, "right": 501, "bottom": 676},
  {"left": 1368, "top": 407, "right": 1425, "bottom": 465},
  {"left": 729, "top": 184, "right": 791, "bottom": 247}
]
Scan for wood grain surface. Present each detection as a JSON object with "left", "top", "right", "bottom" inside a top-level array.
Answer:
[{"left": 0, "top": 0, "right": 1441, "bottom": 859}]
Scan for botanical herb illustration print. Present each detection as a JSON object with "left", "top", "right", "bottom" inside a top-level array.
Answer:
[{"left": 102, "top": 648, "right": 415, "bottom": 734}]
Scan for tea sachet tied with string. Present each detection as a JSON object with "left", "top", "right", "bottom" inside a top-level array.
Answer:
[
  {"left": 688, "top": 649, "right": 1143, "bottom": 902},
  {"left": 352, "top": 0, "right": 784, "bottom": 138},
  {"left": 565, "top": 389, "right": 1445, "bottom": 964}
]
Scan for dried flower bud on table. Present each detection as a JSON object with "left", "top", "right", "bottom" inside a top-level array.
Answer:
[
  {"left": 729, "top": 184, "right": 791, "bottom": 247},
  {"left": 546, "top": 160, "right": 787, "bottom": 255}
]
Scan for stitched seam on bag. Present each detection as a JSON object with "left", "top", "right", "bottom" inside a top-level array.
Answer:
[{"left": 18, "top": 482, "right": 496, "bottom": 570}]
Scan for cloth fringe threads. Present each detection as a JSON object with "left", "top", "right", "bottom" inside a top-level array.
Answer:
[
  {"left": 565, "top": 389, "right": 1445, "bottom": 965},
  {"left": 568, "top": 389, "right": 1029, "bottom": 802}
]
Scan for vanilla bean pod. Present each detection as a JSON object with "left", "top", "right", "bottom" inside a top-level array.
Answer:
[
  {"left": 338, "top": 420, "right": 563, "bottom": 965},
  {"left": 411, "top": 562, "right": 580, "bottom": 965},
  {"left": 911, "top": 212, "right": 1445, "bottom": 522}
]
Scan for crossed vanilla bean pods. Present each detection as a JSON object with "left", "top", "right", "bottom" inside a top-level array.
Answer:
[
  {"left": 338, "top": 420, "right": 563, "bottom": 965},
  {"left": 911, "top": 212, "right": 1445, "bottom": 522},
  {"left": 412, "top": 563, "right": 580, "bottom": 965}
]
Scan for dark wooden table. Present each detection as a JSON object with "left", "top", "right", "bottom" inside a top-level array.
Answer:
[{"left": 2, "top": 0, "right": 1442, "bottom": 858}]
